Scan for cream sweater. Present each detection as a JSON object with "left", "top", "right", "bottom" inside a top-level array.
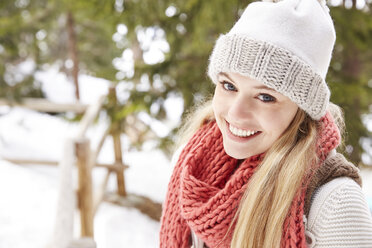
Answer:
[{"left": 305, "top": 177, "right": 372, "bottom": 248}]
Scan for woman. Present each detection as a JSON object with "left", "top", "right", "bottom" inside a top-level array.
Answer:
[{"left": 159, "top": 0, "right": 372, "bottom": 247}]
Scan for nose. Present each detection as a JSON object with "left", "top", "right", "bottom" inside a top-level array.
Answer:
[{"left": 228, "top": 94, "right": 255, "bottom": 121}]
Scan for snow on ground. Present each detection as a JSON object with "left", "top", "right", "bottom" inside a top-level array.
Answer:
[
  {"left": 0, "top": 107, "right": 173, "bottom": 248},
  {"left": 0, "top": 71, "right": 174, "bottom": 248},
  {"left": 0, "top": 160, "right": 58, "bottom": 248}
]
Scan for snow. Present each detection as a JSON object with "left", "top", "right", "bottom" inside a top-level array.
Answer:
[
  {"left": 0, "top": 72, "right": 174, "bottom": 248},
  {"left": 35, "top": 67, "right": 110, "bottom": 105},
  {"left": 0, "top": 106, "right": 172, "bottom": 248},
  {"left": 0, "top": 69, "right": 371, "bottom": 248},
  {"left": 0, "top": 161, "right": 57, "bottom": 248}
]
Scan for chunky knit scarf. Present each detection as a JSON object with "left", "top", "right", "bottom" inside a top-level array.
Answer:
[{"left": 160, "top": 112, "right": 340, "bottom": 248}]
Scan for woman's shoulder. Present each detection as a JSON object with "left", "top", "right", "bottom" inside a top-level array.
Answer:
[{"left": 306, "top": 176, "right": 372, "bottom": 247}]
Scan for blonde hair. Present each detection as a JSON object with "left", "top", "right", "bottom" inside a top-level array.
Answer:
[
  {"left": 175, "top": 97, "right": 214, "bottom": 148},
  {"left": 231, "top": 109, "right": 317, "bottom": 248},
  {"left": 176, "top": 100, "right": 344, "bottom": 247}
]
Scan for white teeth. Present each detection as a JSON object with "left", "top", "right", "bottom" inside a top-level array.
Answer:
[{"left": 229, "top": 124, "right": 258, "bottom": 137}]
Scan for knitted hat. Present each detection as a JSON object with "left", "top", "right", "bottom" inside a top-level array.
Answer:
[{"left": 208, "top": 0, "right": 336, "bottom": 120}]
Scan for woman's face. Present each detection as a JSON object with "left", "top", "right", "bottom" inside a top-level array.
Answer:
[{"left": 212, "top": 72, "right": 298, "bottom": 159}]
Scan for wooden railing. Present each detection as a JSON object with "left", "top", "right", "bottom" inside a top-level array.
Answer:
[
  {"left": 0, "top": 86, "right": 162, "bottom": 248},
  {"left": 0, "top": 88, "right": 127, "bottom": 248}
]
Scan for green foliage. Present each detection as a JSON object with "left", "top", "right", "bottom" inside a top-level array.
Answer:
[
  {"left": 328, "top": 6, "right": 372, "bottom": 164},
  {"left": 0, "top": 0, "right": 49, "bottom": 99},
  {"left": 0, "top": 0, "right": 122, "bottom": 97}
]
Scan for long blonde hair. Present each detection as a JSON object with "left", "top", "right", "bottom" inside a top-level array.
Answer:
[
  {"left": 176, "top": 99, "right": 344, "bottom": 247},
  {"left": 231, "top": 108, "right": 317, "bottom": 248}
]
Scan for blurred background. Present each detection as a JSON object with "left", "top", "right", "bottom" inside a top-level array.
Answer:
[{"left": 0, "top": 0, "right": 371, "bottom": 247}]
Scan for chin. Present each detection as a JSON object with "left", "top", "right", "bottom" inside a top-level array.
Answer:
[{"left": 224, "top": 144, "right": 253, "bottom": 159}]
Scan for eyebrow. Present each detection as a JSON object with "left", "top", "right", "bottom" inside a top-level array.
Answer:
[{"left": 218, "top": 72, "right": 277, "bottom": 92}]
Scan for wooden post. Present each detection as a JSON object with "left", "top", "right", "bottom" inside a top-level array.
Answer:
[
  {"left": 113, "top": 130, "right": 127, "bottom": 197},
  {"left": 75, "top": 138, "right": 94, "bottom": 237},
  {"left": 108, "top": 87, "right": 127, "bottom": 197},
  {"left": 76, "top": 95, "right": 106, "bottom": 139}
]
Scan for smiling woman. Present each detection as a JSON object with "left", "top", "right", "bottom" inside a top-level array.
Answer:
[{"left": 159, "top": 0, "right": 372, "bottom": 247}]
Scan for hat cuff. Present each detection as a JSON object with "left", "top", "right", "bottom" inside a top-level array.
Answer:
[{"left": 207, "top": 34, "right": 330, "bottom": 120}]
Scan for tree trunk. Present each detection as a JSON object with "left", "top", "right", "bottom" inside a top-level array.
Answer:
[
  {"left": 132, "top": 37, "right": 143, "bottom": 62},
  {"left": 352, "top": 0, "right": 357, "bottom": 9},
  {"left": 343, "top": 46, "right": 361, "bottom": 79},
  {"left": 67, "top": 11, "right": 80, "bottom": 101}
]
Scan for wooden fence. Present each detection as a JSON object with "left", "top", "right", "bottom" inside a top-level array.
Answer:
[{"left": 0, "top": 87, "right": 161, "bottom": 247}]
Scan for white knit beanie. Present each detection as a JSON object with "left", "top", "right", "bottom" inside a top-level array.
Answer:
[{"left": 208, "top": 0, "right": 336, "bottom": 120}]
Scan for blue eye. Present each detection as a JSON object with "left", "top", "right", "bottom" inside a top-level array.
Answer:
[
  {"left": 258, "top": 94, "right": 276, "bottom": 102},
  {"left": 220, "top": 81, "right": 237, "bottom": 91}
]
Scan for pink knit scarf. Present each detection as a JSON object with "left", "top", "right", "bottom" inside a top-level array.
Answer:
[{"left": 160, "top": 112, "right": 340, "bottom": 248}]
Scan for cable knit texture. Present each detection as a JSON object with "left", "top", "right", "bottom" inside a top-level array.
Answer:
[
  {"left": 208, "top": 35, "right": 329, "bottom": 120},
  {"left": 306, "top": 177, "right": 372, "bottom": 247},
  {"left": 159, "top": 112, "right": 340, "bottom": 248}
]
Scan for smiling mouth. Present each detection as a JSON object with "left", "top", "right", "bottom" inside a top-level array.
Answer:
[{"left": 227, "top": 122, "right": 261, "bottom": 138}]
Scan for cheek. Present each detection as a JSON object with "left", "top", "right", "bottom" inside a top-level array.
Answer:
[{"left": 261, "top": 106, "right": 298, "bottom": 136}]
